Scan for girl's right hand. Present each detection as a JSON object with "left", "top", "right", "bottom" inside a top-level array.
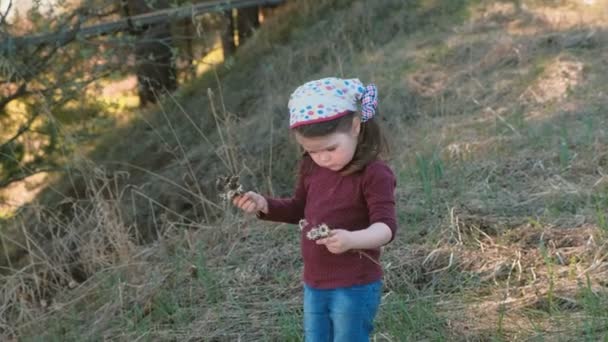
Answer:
[{"left": 232, "top": 191, "right": 269, "bottom": 214}]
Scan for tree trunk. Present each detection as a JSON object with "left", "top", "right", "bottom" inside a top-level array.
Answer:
[
  {"left": 221, "top": 10, "right": 236, "bottom": 59},
  {"left": 237, "top": 7, "right": 259, "bottom": 45},
  {"left": 260, "top": 4, "right": 278, "bottom": 23},
  {"left": 124, "top": 0, "right": 177, "bottom": 107},
  {"left": 220, "top": 6, "right": 260, "bottom": 59}
]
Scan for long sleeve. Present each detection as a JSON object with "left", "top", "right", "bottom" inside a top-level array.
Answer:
[
  {"left": 362, "top": 161, "right": 398, "bottom": 242},
  {"left": 257, "top": 160, "right": 309, "bottom": 224},
  {"left": 266, "top": 158, "right": 396, "bottom": 289}
]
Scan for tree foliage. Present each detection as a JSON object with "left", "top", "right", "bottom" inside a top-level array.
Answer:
[
  {"left": 0, "top": 0, "right": 268, "bottom": 191},
  {"left": 0, "top": 0, "right": 123, "bottom": 188}
]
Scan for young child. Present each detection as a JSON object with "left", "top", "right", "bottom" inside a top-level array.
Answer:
[{"left": 233, "top": 77, "right": 397, "bottom": 341}]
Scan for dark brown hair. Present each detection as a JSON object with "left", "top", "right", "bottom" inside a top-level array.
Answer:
[{"left": 294, "top": 111, "right": 389, "bottom": 175}]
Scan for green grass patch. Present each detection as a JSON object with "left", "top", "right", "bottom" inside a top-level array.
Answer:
[
  {"left": 277, "top": 303, "right": 303, "bottom": 340},
  {"left": 377, "top": 293, "right": 447, "bottom": 340}
]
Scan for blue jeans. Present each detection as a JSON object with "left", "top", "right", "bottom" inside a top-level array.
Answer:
[{"left": 303, "top": 280, "right": 382, "bottom": 342}]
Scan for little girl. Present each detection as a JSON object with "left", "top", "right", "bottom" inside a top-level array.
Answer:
[{"left": 233, "top": 77, "right": 397, "bottom": 341}]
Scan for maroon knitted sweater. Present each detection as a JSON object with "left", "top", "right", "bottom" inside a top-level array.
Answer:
[{"left": 259, "top": 157, "right": 397, "bottom": 289}]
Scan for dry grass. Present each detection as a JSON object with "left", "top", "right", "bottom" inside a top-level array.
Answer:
[{"left": 1, "top": 0, "right": 608, "bottom": 340}]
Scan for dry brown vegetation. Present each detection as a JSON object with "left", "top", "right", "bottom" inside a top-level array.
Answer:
[{"left": 1, "top": 0, "right": 608, "bottom": 340}]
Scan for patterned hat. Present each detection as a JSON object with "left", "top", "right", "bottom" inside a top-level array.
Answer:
[{"left": 288, "top": 77, "right": 378, "bottom": 129}]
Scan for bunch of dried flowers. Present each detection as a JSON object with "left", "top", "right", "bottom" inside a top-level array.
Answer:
[
  {"left": 216, "top": 175, "right": 244, "bottom": 201},
  {"left": 306, "top": 223, "right": 332, "bottom": 241},
  {"left": 298, "top": 219, "right": 381, "bottom": 266}
]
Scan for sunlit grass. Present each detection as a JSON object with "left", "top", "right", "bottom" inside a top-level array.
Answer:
[{"left": 195, "top": 42, "right": 225, "bottom": 76}]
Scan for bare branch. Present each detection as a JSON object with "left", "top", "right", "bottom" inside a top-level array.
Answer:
[
  {"left": 0, "top": 82, "right": 27, "bottom": 110},
  {"left": 0, "top": 0, "right": 11, "bottom": 26},
  {"left": 0, "top": 110, "right": 41, "bottom": 148},
  {"left": 0, "top": 10, "right": 87, "bottom": 111},
  {"left": 0, "top": 167, "right": 58, "bottom": 189},
  {"left": 2, "top": 0, "right": 284, "bottom": 51}
]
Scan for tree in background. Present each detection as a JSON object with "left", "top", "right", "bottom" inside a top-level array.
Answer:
[
  {"left": 0, "top": 0, "right": 122, "bottom": 189},
  {"left": 237, "top": 6, "right": 259, "bottom": 43},
  {"left": 221, "top": 5, "right": 264, "bottom": 59},
  {"left": 0, "top": 0, "right": 277, "bottom": 191},
  {"left": 122, "top": 0, "right": 177, "bottom": 106},
  {"left": 221, "top": 9, "right": 237, "bottom": 57}
]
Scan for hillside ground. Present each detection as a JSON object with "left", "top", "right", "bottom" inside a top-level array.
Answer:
[{"left": 1, "top": 0, "right": 608, "bottom": 340}]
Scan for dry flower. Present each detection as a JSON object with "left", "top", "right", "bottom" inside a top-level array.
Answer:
[
  {"left": 306, "top": 223, "right": 332, "bottom": 240},
  {"left": 189, "top": 264, "right": 198, "bottom": 278},
  {"left": 216, "top": 175, "right": 245, "bottom": 201}
]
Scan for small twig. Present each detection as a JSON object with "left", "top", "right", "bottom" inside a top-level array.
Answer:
[
  {"left": 473, "top": 224, "right": 495, "bottom": 246},
  {"left": 449, "top": 207, "right": 463, "bottom": 245},
  {"left": 0, "top": 0, "right": 11, "bottom": 26},
  {"left": 107, "top": 161, "right": 221, "bottom": 210},
  {"left": 471, "top": 97, "right": 521, "bottom": 137},
  {"left": 357, "top": 250, "right": 383, "bottom": 268},
  {"left": 424, "top": 251, "right": 454, "bottom": 274},
  {"left": 154, "top": 96, "right": 211, "bottom": 222}
]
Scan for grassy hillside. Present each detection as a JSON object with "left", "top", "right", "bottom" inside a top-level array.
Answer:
[{"left": 2, "top": 0, "right": 608, "bottom": 340}]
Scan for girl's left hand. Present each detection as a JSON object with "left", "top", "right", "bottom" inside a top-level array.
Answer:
[{"left": 316, "top": 229, "right": 353, "bottom": 254}]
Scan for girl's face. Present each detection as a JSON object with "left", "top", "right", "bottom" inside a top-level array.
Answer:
[{"left": 295, "top": 117, "right": 360, "bottom": 172}]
